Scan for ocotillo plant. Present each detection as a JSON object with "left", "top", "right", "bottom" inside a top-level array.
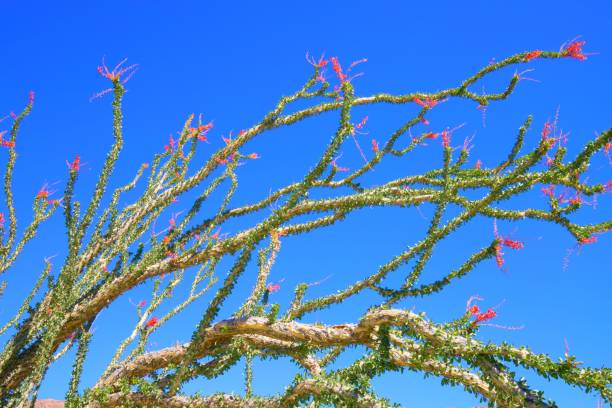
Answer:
[{"left": 0, "top": 42, "right": 610, "bottom": 408}]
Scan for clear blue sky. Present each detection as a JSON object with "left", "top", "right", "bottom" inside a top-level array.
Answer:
[{"left": 1, "top": 1, "right": 611, "bottom": 406}]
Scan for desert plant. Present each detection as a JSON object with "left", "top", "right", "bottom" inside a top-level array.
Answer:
[{"left": 0, "top": 42, "right": 610, "bottom": 407}]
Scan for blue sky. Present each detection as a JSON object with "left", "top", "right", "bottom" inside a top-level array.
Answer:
[{"left": 1, "top": 1, "right": 611, "bottom": 406}]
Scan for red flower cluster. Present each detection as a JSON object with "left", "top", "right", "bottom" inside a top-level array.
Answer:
[
  {"left": 0, "top": 131, "right": 14, "bottom": 148},
  {"left": 467, "top": 303, "right": 497, "bottom": 325},
  {"left": 36, "top": 186, "right": 49, "bottom": 200},
  {"left": 494, "top": 229, "right": 525, "bottom": 270},
  {"left": 145, "top": 317, "right": 159, "bottom": 328},
  {"left": 562, "top": 40, "right": 587, "bottom": 61},
  {"left": 190, "top": 122, "right": 214, "bottom": 142},
  {"left": 501, "top": 238, "right": 524, "bottom": 250},
  {"left": 568, "top": 195, "right": 582, "bottom": 206},
  {"left": 414, "top": 96, "right": 438, "bottom": 109},
  {"left": 579, "top": 236, "right": 597, "bottom": 244},
  {"left": 371, "top": 139, "right": 379, "bottom": 152},
  {"left": 441, "top": 130, "right": 451, "bottom": 148},
  {"left": 523, "top": 50, "right": 542, "bottom": 62},
  {"left": 68, "top": 155, "right": 81, "bottom": 172},
  {"left": 267, "top": 283, "right": 281, "bottom": 293},
  {"left": 474, "top": 308, "right": 497, "bottom": 324},
  {"left": 541, "top": 185, "right": 555, "bottom": 197},
  {"left": 355, "top": 116, "right": 368, "bottom": 130},
  {"left": 330, "top": 57, "right": 346, "bottom": 83}
]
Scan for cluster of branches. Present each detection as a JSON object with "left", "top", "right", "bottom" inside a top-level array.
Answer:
[{"left": 0, "top": 44, "right": 610, "bottom": 407}]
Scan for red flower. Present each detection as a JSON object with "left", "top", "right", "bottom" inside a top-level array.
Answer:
[
  {"left": 421, "top": 118, "right": 430, "bottom": 125},
  {"left": 330, "top": 57, "right": 346, "bottom": 83},
  {"left": 568, "top": 195, "right": 582, "bottom": 205},
  {"left": 247, "top": 153, "right": 259, "bottom": 159},
  {"left": 579, "top": 236, "right": 597, "bottom": 244},
  {"left": 371, "top": 139, "right": 379, "bottom": 152},
  {"left": 138, "top": 300, "right": 146, "bottom": 308},
  {"left": 68, "top": 155, "right": 81, "bottom": 172},
  {"left": 523, "top": 50, "right": 542, "bottom": 62},
  {"left": 355, "top": 116, "right": 368, "bottom": 130},
  {"left": 1, "top": 140, "right": 15, "bottom": 148},
  {"left": 165, "top": 135, "right": 176, "bottom": 152},
  {"left": 541, "top": 185, "right": 555, "bottom": 197},
  {"left": 424, "top": 132, "right": 438, "bottom": 139},
  {"left": 563, "top": 41, "right": 587, "bottom": 61},
  {"left": 441, "top": 130, "right": 451, "bottom": 148},
  {"left": 414, "top": 96, "right": 437, "bottom": 109},
  {"left": 475, "top": 159, "right": 482, "bottom": 169},
  {"left": 267, "top": 283, "right": 281, "bottom": 293},
  {"left": 502, "top": 238, "right": 524, "bottom": 250},
  {"left": 190, "top": 122, "right": 214, "bottom": 142},
  {"left": 0, "top": 212, "right": 4, "bottom": 225},
  {"left": 474, "top": 308, "right": 496, "bottom": 324},
  {"left": 468, "top": 305, "right": 480, "bottom": 316},
  {"left": 145, "top": 317, "right": 159, "bottom": 328},
  {"left": 36, "top": 185, "right": 50, "bottom": 200},
  {"left": 494, "top": 244, "right": 504, "bottom": 269}
]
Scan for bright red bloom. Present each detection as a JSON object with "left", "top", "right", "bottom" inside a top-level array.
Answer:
[
  {"left": 563, "top": 41, "right": 587, "bottom": 60},
  {"left": 68, "top": 155, "right": 81, "bottom": 172},
  {"left": 267, "top": 283, "right": 281, "bottom": 293},
  {"left": 502, "top": 238, "right": 524, "bottom": 250},
  {"left": 36, "top": 185, "right": 50, "bottom": 200},
  {"left": 371, "top": 139, "right": 379, "bottom": 152},
  {"left": 541, "top": 185, "right": 555, "bottom": 197},
  {"left": 145, "top": 317, "right": 159, "bottom": 328},
  {"left": 524, "top": 50, "right": 542, "bottom": 62},
  {"left": 330, "top": 57, "right": 346, "bottom": 83},
  {"left": 1, "top": 140, "right": 15, "bottom": 148},
  {"left": 494, "top": 244, "right": 504, "bottom": 269},
  {"left": 190, "top": 122, "right": 214, "bottom": 141},
  {"left": 355, "top": 116, "right": 368, "bottom": 130},
  {"left": 414, "top": 96, "right": 437, "bottom": 109},
  {"left": 579, "top": 236, "right": 597, "bottom": 244},
  {"left": 0, "top": 212, "right": 4, "bottom": 225},
  {"left": 468, "top": 305, "right": 480, "bottom": 316},
  {"left": 421, "top": 117, "right": 430, "bottom": 125},
  {"left": 424, "top": 132, "right": 438, "bottom": 139},
  {"left": 475, "top": 159, "right": 482, "bottom": 169},
  {"left": 604, "top": 142, "right": 612, "bottom": 158},
  {"left": 441, "top": 130, "right": 451, "bottom": 148},
  {"left": 568, "top": 195, "right": 582, "bottom": 205},
  {"left": 474, "top": 308, "right": 496, "bottom": 324}
]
